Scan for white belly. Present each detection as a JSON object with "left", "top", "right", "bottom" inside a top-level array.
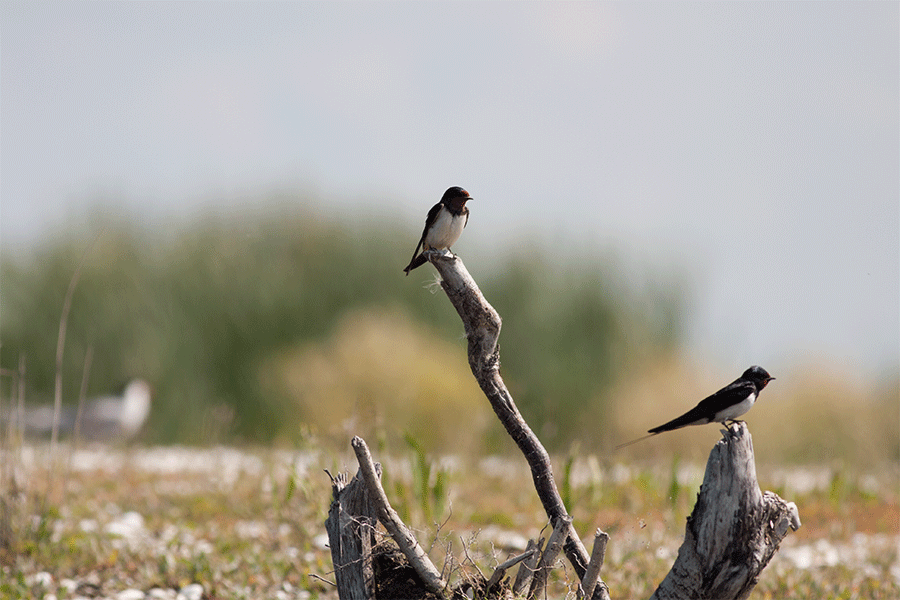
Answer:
[
  {"left": 424, "top": 207, "right": 465, "bottom": 250},
  {"left": 712, "top": 393, "right": 756, "bottom": 422}
]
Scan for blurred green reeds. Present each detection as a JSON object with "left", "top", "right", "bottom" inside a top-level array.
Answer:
[
  {"left": 0, "top": 195, "right": 680, "bottom": 452},
  {"left": 1, "top": 193, "right": 895, "bottom": 468}
]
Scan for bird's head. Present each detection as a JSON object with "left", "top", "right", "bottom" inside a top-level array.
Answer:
[
  {"left": 743, "top": 365, "right": 775, "bottom": 389},
  {"left": 441, "top": 186, "right": 472, "bottom": 210}
]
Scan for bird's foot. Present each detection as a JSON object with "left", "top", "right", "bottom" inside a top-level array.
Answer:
[
  {"left": 724, "top": 419, "right": 746, "bottom": 434},
  {"left": 425, "top": 248, "right": 456, "bottom": 260}
]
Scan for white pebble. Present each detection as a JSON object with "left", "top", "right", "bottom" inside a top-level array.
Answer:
[
  {"left": 117, "top": 590, "right": 146, "bottom": 600},
  {"left": 105, "top": 511, "right": 146, "bottom": 539},
  {"left": 79, "top": 518, "right": 99, "bottom": 533},
  {"left": 177, "top": 583, "right": 204, "bottom": 600},
  {"left": 60, "top": 578, "right": 79, "bottom": 592}
]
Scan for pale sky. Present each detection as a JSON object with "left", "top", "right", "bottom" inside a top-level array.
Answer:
[{"left": 2, "top": 2, "right": 898, "bottom": 378}]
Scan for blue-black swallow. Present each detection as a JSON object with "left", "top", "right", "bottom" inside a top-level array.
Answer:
[
  {"left": 617, "top": 366, "right": 775, "bottom": 448},
  {"left": 403, "top": 186, "right": 472, "bottom": 275}
]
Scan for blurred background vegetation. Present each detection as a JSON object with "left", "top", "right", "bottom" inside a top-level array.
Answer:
[{"left": 1, "top": 191, "right": 896, "bottom": 467}]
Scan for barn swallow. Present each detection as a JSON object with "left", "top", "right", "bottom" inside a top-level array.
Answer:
[
  {"left": 403, "top": 186, "right": 472, "bottom": 275},
  {"left": 616, "top": 366, "right": 775, "bottom": 449}
]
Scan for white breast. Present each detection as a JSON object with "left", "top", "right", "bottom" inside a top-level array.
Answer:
[
  {"left": 712, "top": 392, "right": 756, "bottom": 423},
  {"left": 424, "top": 206, "right": 465, "bottom": 250}
]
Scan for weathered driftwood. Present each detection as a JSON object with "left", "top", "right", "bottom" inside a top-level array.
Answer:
[
  {"left": 580, "top": 529, "right": 611, "bottom": 599},
  {"left": 528, "top": 516, "right": 571, "bottom": 599},
  {"left": 651, "top": 422, "right": 801, "bottom": 600},
  {"left": 324, "top": 467, "right": 379, "bottom": 600},
  {"left": 427, "top": 250, "right": 611, "bottom": 600},
  {"left": 351, "top": 436, "right": 449, "bottom": 598},
  {"left": 485, "top": 545, "right": 538, "bottom": 595},
  {"left": 511, "top": 537, "right": 543, "bottom": 596}
]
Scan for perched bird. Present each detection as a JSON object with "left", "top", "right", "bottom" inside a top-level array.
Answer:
[
  {"left": 403, "top": 186, "right": 472, "bottom": 275},
  {"left": 20, "top": 378, "right": 152, "bottom": 441},
  {"left": 616, "top": 366, "right": 775, "bottom": 449}
]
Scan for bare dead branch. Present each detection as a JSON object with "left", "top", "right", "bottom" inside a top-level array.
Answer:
[
  {"left": 385, "top": 251, "right": 799, "bottom": 600},
  {"left": 458, "top": 533, "right": 486, "bottom": 583},
  {"left": 528, "top": 517, "right": 571, "bottom": 599},
  {"left": 579, "top": 528, "right": 610, "bottom": 599},
  {"left": 351, "top": 436, "right": 449, "bottom": 598},
  {"left": 427, "top": 251, "right": 611, "bottom": 600},
  {"left": 512, "top": 538, "right": 543, "bottom": 597},
  {"left": 485, "top": 545, "right": 538, "bottom": 594},
  {"left": 309, "top": 573, "right": 337, "bottom": 587}
]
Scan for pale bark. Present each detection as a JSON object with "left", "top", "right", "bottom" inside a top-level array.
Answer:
[
  {"left": 324, "top": 468, "right": 377, "bottom": 600},
  {"left": 511, "top": 537, "right": 543, "bottom": 596},
  {"left": 485, "top": 545, "right": 538, "bottom": 595},
  {"left": 580, "top": 529, "right": 611, "bottom": 599},
  {"left": 651, "top": 422, "right": 801, "bottom": 600},
  {"left": 351, "top": 436, "right": 449, "bottom": 598},
  {"left": 426, "top": 251, "right": 612, "bottom": 600},
  {"left": 528, "top": 516, "right": 572, "bottom": 599}
]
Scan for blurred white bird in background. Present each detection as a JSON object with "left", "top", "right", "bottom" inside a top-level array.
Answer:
[{"left": 18, "top": 378, "right": 152, "bottom": 441}]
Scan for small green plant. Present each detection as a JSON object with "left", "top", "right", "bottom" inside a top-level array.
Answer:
[
  {"left": 562, "top": 452, "right": 575, "bottom": 511},
  {"left": 829, "top": 464, "right": 848, "bottom": 507},
  {"left": 667, "top": 455, "right": 681, "bottom": 509},
  {"left": 404, "top": 432, "right": 448, "bottom": 523}
]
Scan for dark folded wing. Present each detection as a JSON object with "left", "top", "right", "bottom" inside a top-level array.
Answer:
[
  {"left": 647, "top": 404, "right": 710, "bottom": 433},
  {"left": 692, "top": 379, "right": 755, "bottom": 415},
  {"left": 405, "top": 202, "right": 442, "bottom": 270},
  {"left": 647, "top": 379, "right": 755, "bottom": 434}
]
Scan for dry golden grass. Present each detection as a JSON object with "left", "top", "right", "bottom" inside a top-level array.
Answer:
[{"left": 258, "top": 308, "right": 494, "bottom": 452}]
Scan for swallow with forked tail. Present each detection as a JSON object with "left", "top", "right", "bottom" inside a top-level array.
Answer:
[{"left": 616, "top": 366, "right": 775, "bottom": 449}]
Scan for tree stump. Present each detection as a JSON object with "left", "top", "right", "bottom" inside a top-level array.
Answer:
[
  {"left": 324, "top": 467, "right": 379, "bottom": 600},
  {"left": 651, "top": 422, "right": 801, "bottom": 599}
]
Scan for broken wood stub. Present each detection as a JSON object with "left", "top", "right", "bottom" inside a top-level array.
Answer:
[
  {"left": 511, "top": 537, "right": 543, "bottom": 597},
  {"left": 651, "top": 422, "right": 801, "bottom": 600},
  {"left": 580, "top": 528, "right": 611, "bottom": 599},
  {"left": 485, "top": 543, "right": 538, "bottom": 595},
  {"left": 528, "top": 516, "right": 572, "bottom": 599},
  {"left": 324, "top": 466, "right": 381, "bottom": 600}
]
